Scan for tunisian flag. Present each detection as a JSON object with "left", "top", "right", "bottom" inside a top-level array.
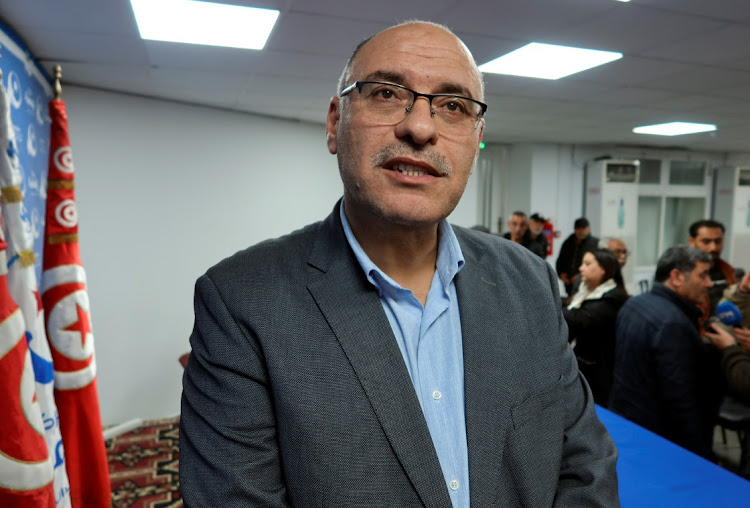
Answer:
[
  {"left": 41, "top": 98, "right": 110, "bottom": 507},
  {"left": 0, "top": 219, "right": 55, "bottom": 506}
]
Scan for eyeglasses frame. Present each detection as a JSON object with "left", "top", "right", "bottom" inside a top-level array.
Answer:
[{"left": 339, "top": 80, "right": 488, "bottom": 123}]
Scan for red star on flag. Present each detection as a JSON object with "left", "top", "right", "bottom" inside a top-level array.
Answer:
[{"left": 62, "top": 304, "right": 91, "bottom": 348}]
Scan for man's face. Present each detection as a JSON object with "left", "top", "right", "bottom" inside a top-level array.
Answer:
[
  {"left": 508, "top": 215, "right": 528, "bottom": 242},
  {"left": 574, "top": 227, "right": 590, "bottom": 242},
  {"left": 528, "top": 218, "right": 544, "bottom": 236},
  {"left": 689, "top": 226, "right": 724, "bottom": 261},
  {"left": 326, "top": 23, "right": 484, "bottom": 228},
  {"left": 677, "top": 261, "right": 712, "bottom": 305},
  {"left": 607, "top": 239, "right": 628, "bottom": 267}
]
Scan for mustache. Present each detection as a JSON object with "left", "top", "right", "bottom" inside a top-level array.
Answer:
[{"left": 370, "top": 143, "right": 453, "bottom": 176}]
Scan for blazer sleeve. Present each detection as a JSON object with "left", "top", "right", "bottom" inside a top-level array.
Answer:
[
  {"left": 180, "top": 274, "right": 290, "bottom": 507},
  {"left": 546, "top": 266, "right": 620, "bottom": 507}
]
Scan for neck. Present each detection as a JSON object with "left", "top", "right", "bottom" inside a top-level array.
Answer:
[{"left": 345, "top": 203, "right": 439, "bottom": 305}]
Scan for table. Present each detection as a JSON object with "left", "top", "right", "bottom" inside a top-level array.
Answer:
[{"left": 597, "top": 406, "right": 750, "bottom": 507}]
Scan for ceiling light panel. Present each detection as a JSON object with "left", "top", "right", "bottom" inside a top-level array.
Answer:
[
  {"left": 479, "top": 42, "right": 623, "bottom": 80},
  {"left": 632, "top": 122, "right": 717, "bottom": 136},
  {"left": 130, "top": 0, "right": 280, "bottom": 50}
]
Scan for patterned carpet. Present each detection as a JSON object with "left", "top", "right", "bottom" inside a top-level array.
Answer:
[{"left": 106, "top": 416, "right": 182, "bottom": 507}]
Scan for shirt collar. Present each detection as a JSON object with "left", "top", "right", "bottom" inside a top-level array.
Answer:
[{"left": 339, "top": 199, "right": 465, "bottom": 296}]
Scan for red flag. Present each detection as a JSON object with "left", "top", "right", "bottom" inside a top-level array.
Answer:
[{"left": 42, "top": 98, "right": 110, "bottom": 507}]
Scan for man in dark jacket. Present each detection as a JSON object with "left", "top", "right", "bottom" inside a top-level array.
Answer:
[
  {"left": 556, "top": 217, "right": 598, "bottom": 296},
  {"left": 609, "top": 245, "right": 723, "bottom": 460},
  {"left": 526, "top": 213, "right": 549, "bottom": 259}
]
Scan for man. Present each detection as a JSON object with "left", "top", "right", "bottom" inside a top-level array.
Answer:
[
  {"left": 606, "top": 238, "right": 628, "bottom": 268},
  {"left": 707, "top": 323, "right": 750, "bottom": 477},
  {"left": 723, "top": 270, "right": 750, "bottom": 355},
  {"left": 503, "top": 211, "right": 547, "bottom": 259},
  {"left": 180, "top": 21, "right": 618, "bottom": 507},
  {"left": 526, "top": 212, "right": 549, "bottom": 259},
  {"left": 609, "top": 245, "right": 723, "bottom": 460},
  {"left": 556, "top": 217, "right": 599, "bottom": 296},
  {"left": 502, "top": 211, "right": 528, "bottom": 244},
  {"left": 688, "top": 219, "right": 737, "bottom": 323}
]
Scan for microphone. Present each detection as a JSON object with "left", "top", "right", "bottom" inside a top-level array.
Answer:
[{"left": 716, "top": 300, "right": 743, "bottom": 327}]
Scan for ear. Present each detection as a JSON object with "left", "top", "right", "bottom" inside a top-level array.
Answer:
[
  {"left": 669, "top": 268, "right": 685, "bottom": 288},
  {"left": 687, "top": 236, "right": 696, "bottom": 247},
  {"left": 470, "top": 120, "right": 484, "bottom": 176},
  {"left": 326, "top": 97, "right": 341, "bottom": 155}
]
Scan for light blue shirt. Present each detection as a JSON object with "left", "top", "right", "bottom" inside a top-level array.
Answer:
[{"left": 340, "top": 203, "right": 470, "bottom": 508}]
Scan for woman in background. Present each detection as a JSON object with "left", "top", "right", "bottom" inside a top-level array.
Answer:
[{"left": 563, "top": 248, "right": 629, "bottom": 407}]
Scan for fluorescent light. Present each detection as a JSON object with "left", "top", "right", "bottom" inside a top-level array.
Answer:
[
  {"left": 478, "top": 42, "right": 622, "bottom": 80},
  {"left": 614, "top": 0, "right": 631, "bottom": 3},
  {"left": 632, "top": 122, "right": 717, "bottom": 136},
  {"left": 130, "top": 0, "right": 279, "bottom": 50}
]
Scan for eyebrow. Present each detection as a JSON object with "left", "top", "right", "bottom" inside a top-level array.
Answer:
[{"left": 362, "top": 70, "right": 476, "bottom": 99}]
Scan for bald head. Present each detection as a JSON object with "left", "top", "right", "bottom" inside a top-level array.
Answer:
[{"left": 336, "top": 21, "right": 485, "bottom": 102}]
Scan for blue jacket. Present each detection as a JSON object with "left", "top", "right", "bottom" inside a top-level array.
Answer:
[{"left": 609, "top": 283, "right": 723, "bottom": 459}]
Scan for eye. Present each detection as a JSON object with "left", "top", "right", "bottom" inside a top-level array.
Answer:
[
  {"left": 367, "top": 84, "right": 405, "bottom": 101},
  {"left": 435, "top": 96, "right": 471, "bottom": 115}
]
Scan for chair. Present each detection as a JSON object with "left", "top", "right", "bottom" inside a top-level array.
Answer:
[
  {"left": 716, "top": 396, "right": 750, "bottom": 471},
  {"left": 638, "top": 279, "right": 650, "bottom": 294}
]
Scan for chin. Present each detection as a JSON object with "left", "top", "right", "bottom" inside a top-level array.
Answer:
[{"left": 374, "top": 200, "right": 454, "bottom": 227}]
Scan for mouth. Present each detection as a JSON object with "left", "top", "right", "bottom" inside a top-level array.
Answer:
[{"left": 385, "top": 159, "right": 440, "bottom": 177}]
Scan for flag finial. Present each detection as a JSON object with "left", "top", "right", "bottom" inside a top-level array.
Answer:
[{"left": 54, "top": 65, "right": 62, "bottom": 99}]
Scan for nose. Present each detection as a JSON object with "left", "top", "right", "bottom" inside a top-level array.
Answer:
[{"left": 394, "top": 96, "right": 439, "bottom": 145}]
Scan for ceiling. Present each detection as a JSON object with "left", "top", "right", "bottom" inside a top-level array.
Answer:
[{"left": 3, "top": 0, "right": 750, "bottom": 152}]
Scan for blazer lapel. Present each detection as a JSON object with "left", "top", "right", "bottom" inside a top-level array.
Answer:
[
  {"left": 306, "top": 205, "right": 452, "bottom": 508},
  {"left": 456, "top": 234, "right": 515, "bottom": 507}
]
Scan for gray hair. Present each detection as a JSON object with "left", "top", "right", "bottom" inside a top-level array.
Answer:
[
  {"left": 335, "top": 20, "right": 485, "bottom": 101},
  {"left": 654, "top": 245, "right": 711, "bottom": 283}
]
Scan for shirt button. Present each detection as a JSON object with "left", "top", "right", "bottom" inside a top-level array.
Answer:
[
  {"left": 449, "top": 479, "right": 459, "bottom": 491},
  {"left": 432, "top": 390, "right": 442, "bottom": 400}
]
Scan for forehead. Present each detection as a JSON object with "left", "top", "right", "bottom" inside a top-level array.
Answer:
[
  {"left": 352, "top": 24, "right": 481, "bottom": 97},
  {"left": 690, "top": 261, "right": 711, "bottom": 275},
  {"left": 609, "top": 239, "right": 625, "bottom": 248},
  {"left": 695, "top": 226, "right": 723, "bottom": 240}
]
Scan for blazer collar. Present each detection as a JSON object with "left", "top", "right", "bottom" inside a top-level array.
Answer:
[{"left": 306, "top": 200, "right": 453, "bottom": 508}]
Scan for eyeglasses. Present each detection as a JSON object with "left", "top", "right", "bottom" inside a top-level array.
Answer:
[
  {"left": 339, "top": 81, "right": 487, "bottom": 135},
  {"left": 612, "top": 249, "right": 629, "bottom": 256}
]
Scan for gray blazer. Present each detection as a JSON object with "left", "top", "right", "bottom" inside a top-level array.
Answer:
[{"left": 180, "top": 202, "right": 619, "bottom": 507}]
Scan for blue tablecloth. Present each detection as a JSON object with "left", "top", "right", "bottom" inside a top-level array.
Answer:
[{"left": 597, "top": 406, "right": 750, "bottom": 506}]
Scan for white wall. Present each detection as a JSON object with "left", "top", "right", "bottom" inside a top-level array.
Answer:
[
  {"left": 64, "top": 86, "right": 480, "bottom": 425},
  {"left": 65, "top": 86, "right": 750, "bottom": 425}
]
